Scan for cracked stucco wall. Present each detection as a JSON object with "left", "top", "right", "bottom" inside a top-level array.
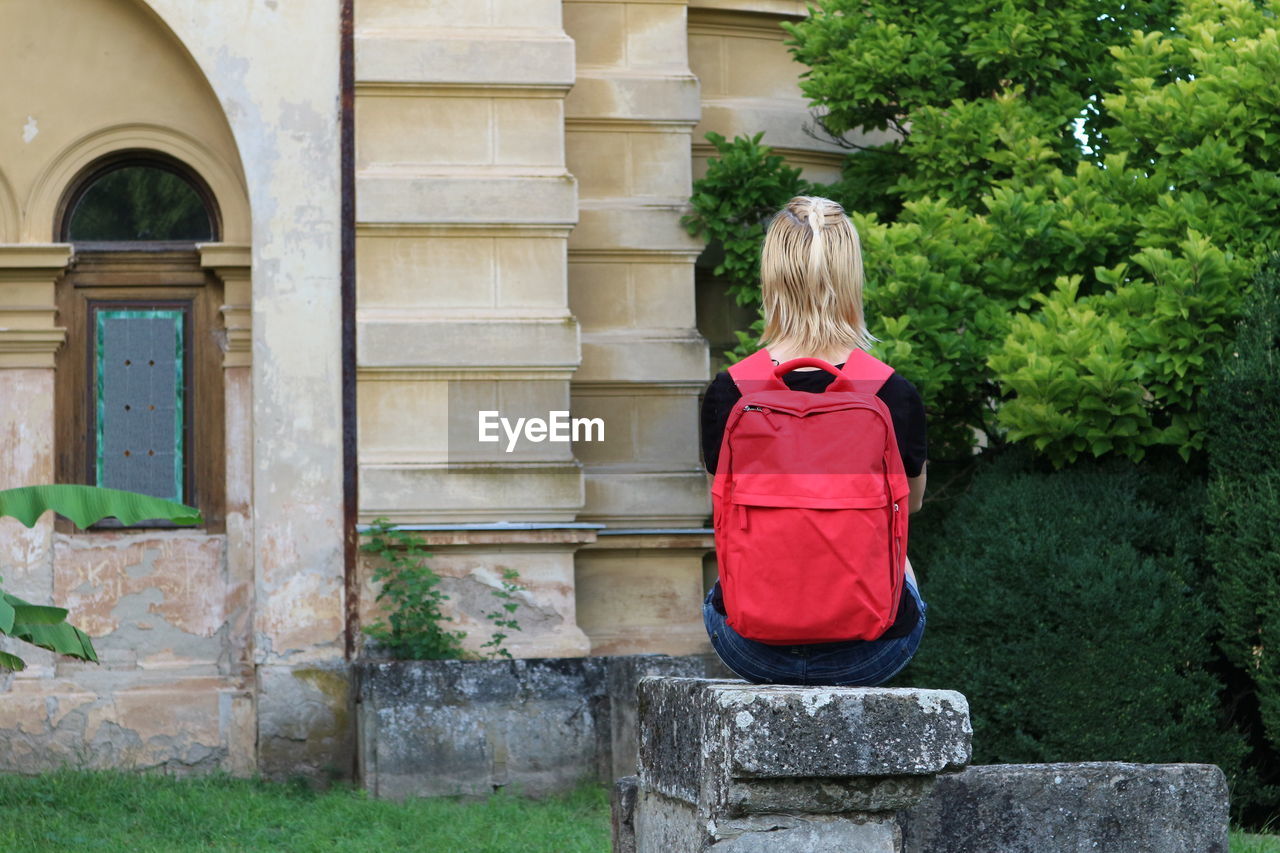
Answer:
[
  {"left": 139, "top": 0, "right": 348, "bottom": 777},
  {"left": 0, "top": 0, "right": 346, "bottom": 778}
]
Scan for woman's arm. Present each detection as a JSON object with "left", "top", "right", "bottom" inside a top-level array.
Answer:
[{"left": 907, "top": 462, "right": 927, "bottom": 514}]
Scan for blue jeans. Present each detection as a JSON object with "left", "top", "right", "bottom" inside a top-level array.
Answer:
[{"left": 703, "top": 576, "right": 927, "bottom": 687}]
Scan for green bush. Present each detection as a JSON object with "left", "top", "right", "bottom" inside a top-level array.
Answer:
[
  {"left": 907, "top": 451, "right": 1247, "bottom": 791},
  {"left": 1205, "top": 255, "right": 1280, "bottom": 815}
]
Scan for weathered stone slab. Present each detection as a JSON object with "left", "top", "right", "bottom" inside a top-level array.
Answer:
[
  {"left": 258, "top": 663, "right": 354, "bottom": 782},
  {"left": 635, "top": 787, "right": 901, "bottom": 853},
  {"left": 898, "top": 762, "right": 1230, "bottom": 853},
  {"left": 631, "top": 678, "right": 972, "bottom": 852},
  {"left": 638, "top": 678, "right": 971, "bottom": 814}
]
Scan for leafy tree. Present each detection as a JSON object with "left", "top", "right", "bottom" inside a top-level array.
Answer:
[
  {"left": 987, "top": 2, "right": 1280, "bottom": 464},
  {"left": 0, "top": 485, "right": 202, "bottom": 671},
  {"left": 785, "top": 0, "right": 1178, "bottom": 216},
  {"left": 688, "top": 0, "right": 1280, "bottom": 463}
]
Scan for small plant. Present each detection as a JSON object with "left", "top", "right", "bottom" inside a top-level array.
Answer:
[
  {"left": 479, "top": 568, "right": 524, "bottom": 660},
  {"left": 361, "top": 518, "right": 465, "bottom": 660}
]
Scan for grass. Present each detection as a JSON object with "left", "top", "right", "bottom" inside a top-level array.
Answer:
[
  {"left": 3, "top": 769, "right": 1275, "bottom": 852},
  {"left": 1235, "top": 831, "right": 1280, "bottom": 853},
  {"left": 0, "top": 770, "right": 611, "bottom": 853}
]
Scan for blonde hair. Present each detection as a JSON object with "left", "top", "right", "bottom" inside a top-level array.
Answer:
[{"left": 759, "top": 195, "right": 876, "bottom": 356}]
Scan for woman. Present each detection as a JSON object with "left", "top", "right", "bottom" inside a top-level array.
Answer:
[{"left": 699, "top": 195, "right": 929, "bottom": 687}]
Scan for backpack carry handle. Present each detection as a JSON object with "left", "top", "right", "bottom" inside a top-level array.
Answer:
[
  {"left": 771, "top": 358, "right": 858, "bottom": 393},
  {"left": 727, "top": 348, "right": 894, "bottom": 395}
]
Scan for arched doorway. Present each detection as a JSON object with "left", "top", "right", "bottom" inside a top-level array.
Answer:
[
  {"left": 54, "top": 152, "right": 226, "bottom": 528},
  {"left": 0, "top": 0, "right": 258, "bottom": 776}
]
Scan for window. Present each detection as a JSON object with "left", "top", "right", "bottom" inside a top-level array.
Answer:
[
  {"left": 55, "top": 153, "right": 225, "bottom": 529},
  {"left": 63, "top": 159, "right": 217, "bottom": 245}
]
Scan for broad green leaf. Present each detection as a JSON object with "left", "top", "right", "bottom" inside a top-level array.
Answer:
[
  {"left": 16, "top": 621, "right": 97, "bottom": 662},
  {"left": 0, "top": 651, "right": 25, "bottom": 672},
  {"left": 0, "top": 485, "right": 201, "bottom": 529},
  {"left": 0, "top": 588, "right": 98, "bottom": 665},
  {"left": 3, "top": 596, "right": 68, "bottom": 626}
]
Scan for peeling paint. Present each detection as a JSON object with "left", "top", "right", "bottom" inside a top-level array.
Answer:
[
  {"left": 21, "top": 115, "right": 37, "bottom": 143},
  {"left": 54, "top": 533, "right": 228, "bottom": 640},
  {"left": 0, "top": 678, "right": 250, "bottom": 774}
]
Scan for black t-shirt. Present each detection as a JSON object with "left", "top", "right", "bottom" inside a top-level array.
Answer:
[{"left": 699, "top": 361, "right": 928, "bottom": 639}]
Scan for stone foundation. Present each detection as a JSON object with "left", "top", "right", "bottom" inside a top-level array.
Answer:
[
  {"left": 616, "top": 677, "right": 1232, "bottom": 853},
  {"left": 356, "top": 654, "right": 728, "bottom": 799}
]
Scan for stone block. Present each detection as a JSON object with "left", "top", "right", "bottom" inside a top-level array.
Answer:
[
  {"left": 568, "top": 257, "right": 695, "bottom": 331},
  {"left": 356, "top": 655, "right": 721, "bottom": 799},
  {"left": 606, "top": 654, "right": 720, "bottom": 781},
  {"left": 567, "top": 127, "right": 694, "bottom": 201},
  {"left": 614, "top": 774, "right": 640, "bottom": 853},
  {"left": 564, "top": 74, "right": 700, "bottom": 124},
  {"left": 357, "top": 0, "right": 561, "bottom": 31},
  {"left": 357, "top": 540, "right": 593, "bottom": 660},
  {"left": 577, "top": 332, "right": 707, "bottom": 383},
  {"left": 639, "top": 679, "right": 971, "bottom": 809},
  {"left": 358, "top": 94, "right": 565, "bottom": 171},
  {"left": 898, "top": 762, "right": 1230, "bottom": 853},
  {"left": 569, "top": 206, "right": 703, "bottom": 255},
  {"left": 0, "top": 674, "right": 253, "bottom": 775},
  {"left": 358, "top": 230, "right": 570, "bottom": 311},
  {"left": 257, "top": 662, "right": 355, "bottom": 783},
  {"left": 635, "top": 793, "right": 901, "bottom": 853},
  {"left": 358, "top": 462, "right": 585, "bottom": 523},
  {"left": 52, "top": 531, "right": 229, "bottom": 667},
  {"left": 355, "top": 32, "right": 575, "bottom": 88},
  {"left": 632, "top": 678, "right": 971, "bottom": 852},
  {"left": 575, "top": 548, "right": 710, "bottom": 655},
  {"left": 358, "top": 658, "right": 609, "bottom": 799},
  {"left": 356, "top": 172, "right": 578, "bottom": 227},
  {"left": 580, "top": 468, "right": 711, "bottom": 531},
  {"left": 357, "top": 315, "right": 580, "bottom": 370}
]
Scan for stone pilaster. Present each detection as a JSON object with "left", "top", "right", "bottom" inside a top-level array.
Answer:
[
  {"left": 200, "top": 243, "right": 255, "bottom": 769},
  {"left": 354, "top": 0, "right": 590, "bottom": 657},
  {"left": 0, "top": 244, "right": 69, "bottom": 679},
  {"left": 563, "top": 0, "right": 713, "bottom": 656},
  {"left": 199, "top": 243, "right": 251, "bottom": 369},
  {"left": 564, "top": 0, "right": 708, "bottom": 528},
  {"left": 0, "top": 244, "right": 69, "bottom": 369}
]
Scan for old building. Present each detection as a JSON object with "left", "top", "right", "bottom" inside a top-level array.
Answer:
[{"left": 0, "top": 0, "right": 844, "bottom": 776}]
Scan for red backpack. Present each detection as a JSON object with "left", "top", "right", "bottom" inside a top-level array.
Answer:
[{"left": 711, "top": 348, "right": 911, "bottom": 644}]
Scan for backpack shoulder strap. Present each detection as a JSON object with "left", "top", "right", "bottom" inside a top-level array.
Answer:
[
  {"left": 840, "top": 349, "right": 894, "bottom": 394},
  {"left": 726, "top": 348, "right": 778, "bottom": 393}
]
